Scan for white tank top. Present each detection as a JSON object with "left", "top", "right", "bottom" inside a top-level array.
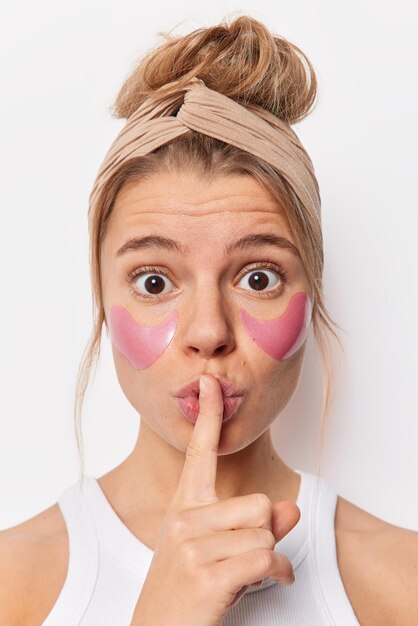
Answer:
[{"left": 42, "top": 469, "right": 360, "bottom": 625}]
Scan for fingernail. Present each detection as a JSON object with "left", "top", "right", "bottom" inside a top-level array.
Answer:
[
  {"left": 278, "top": 574, "right": 295, "bottom": 585},
  {"left": 200, "top": 376, "right": 208, "bottom": 398}
]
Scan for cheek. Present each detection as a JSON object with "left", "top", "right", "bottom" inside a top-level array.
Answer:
[
  {"left": 109, "top": 306, "right": 177, "bottom": 369},
  {"left": 239, "top": 291, "right": 312, "bottom": 361}
]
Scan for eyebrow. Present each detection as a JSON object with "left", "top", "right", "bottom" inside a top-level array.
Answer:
[{"left": 116, "top": 233, "right": 300, "bottom": 259}]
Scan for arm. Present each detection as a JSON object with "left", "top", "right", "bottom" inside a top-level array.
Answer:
[
  {"left": 339, "top": 521, "right": 418, "bottom": 625},
  {"left": 0, "top": 529, "right": 25, "bottom": 626},
  {"left": 382, "top": 527, "right": 418, "bottom": 625}
]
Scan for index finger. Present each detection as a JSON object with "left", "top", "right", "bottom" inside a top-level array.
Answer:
[{"left": 172, "top": 374, "right": 224, "bottom": 507}]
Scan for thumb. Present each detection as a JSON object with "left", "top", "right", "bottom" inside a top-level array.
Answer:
[{"left": 271, "top": 501, "right": 301, "bottom": 543}]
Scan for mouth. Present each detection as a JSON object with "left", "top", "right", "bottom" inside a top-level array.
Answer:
[
  {"left": 175, "top": 374, "right": 242, "bottom": 398},
  {"left": 174, "top": 375, "right": 244, "bottom": 424},
  {"left": 174, "top": 395, "right": 243, "bottom": 424}
]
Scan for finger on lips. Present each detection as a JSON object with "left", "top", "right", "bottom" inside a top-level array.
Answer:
[{"left": 171, "top": 374, "right": 223, "bottom": 508}]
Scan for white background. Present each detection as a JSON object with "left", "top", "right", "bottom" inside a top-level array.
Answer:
[{"left": 0, "top": 0, "right": 417, "bottom": 530}]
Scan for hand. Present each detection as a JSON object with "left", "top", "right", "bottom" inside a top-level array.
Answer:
[{"left": 130, "top": 374, "right": 300, "bottom": 626}]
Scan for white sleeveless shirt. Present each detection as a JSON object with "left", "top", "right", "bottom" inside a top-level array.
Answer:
[{"left": 42, "top": 469, "right": 360, "bottom": 625}]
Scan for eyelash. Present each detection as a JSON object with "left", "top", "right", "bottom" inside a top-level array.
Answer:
[{"left": 127, "top": 262, "right": 287, "bottom": 301}]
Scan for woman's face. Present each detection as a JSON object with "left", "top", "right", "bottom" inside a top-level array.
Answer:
[{"left": 100, "top": 172, "right": 312, "bottom": 454}]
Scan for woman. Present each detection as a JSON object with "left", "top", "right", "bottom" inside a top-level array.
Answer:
[{"left": 1, "top": 15, "right": 417, "bottom": 626}]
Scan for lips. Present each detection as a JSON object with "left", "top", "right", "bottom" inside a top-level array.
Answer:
[
  {"left": 175, "top": 375, "right": 242, "bottom": 398},
  {"left": 175, "top": 395, "right": 243, "bottom": 423},
  {"left": 174, "top": 375, "right": 244, "bottom": 424}
]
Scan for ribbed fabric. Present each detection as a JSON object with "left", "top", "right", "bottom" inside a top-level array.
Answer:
[{"left": 42, "top": 469, "right": 360, "bottom": 625}]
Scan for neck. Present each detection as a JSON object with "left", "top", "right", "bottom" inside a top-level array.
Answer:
[{"left": 98, "top": 418, "right": 300, "bottom": 520}]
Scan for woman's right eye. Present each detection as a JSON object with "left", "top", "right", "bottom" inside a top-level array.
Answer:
[{"left": 132, "top": 272, "right": 175, "bottom": 297}]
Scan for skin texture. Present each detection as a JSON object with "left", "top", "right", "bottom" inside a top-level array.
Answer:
[{"left": 100, "top": 172, "right": 312, "bottom": 519}]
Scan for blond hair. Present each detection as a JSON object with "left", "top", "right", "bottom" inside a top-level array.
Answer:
[{"left": 74, "top": 15, "right": 345, "bottom": 481}]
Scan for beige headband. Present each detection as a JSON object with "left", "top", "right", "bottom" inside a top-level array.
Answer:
[{"left": 89, "top": 76, "right": 321, "bottom": 220}]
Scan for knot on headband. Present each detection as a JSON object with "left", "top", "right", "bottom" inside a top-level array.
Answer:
[{"left": 89, "top": 76, "right": 321, "bottom": 220}]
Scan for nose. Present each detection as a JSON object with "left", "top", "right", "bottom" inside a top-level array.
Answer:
[{"left": 179, "top": 284, "right": 236, "bottom": 360}]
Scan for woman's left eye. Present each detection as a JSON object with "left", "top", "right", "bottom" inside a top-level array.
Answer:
[{"left": 236, "top": 268, "right": 283, "bottom": 293}]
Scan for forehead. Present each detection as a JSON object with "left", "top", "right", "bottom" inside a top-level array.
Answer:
[{"left": 106, "top": 173, "right": 292, "bottom": 238}]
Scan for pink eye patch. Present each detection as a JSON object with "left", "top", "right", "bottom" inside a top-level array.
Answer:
[
  {"left": 109, "top": 306, "right": 177, "bottom": 369},
  {"left": 239, "top": 291, "right": 312, "bottom": 360},
  {"left": 109, "top": 291, "right": 311, "bottom": 368}
]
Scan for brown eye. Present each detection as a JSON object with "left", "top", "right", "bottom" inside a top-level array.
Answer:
[
  {"left": 237, "top": 269, "right": 281, "bottom": 293},
  {"left": 133, "top": 272, "right": 174, "bottom": 296}
]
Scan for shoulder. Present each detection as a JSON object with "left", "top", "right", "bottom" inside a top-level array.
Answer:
[
  {"left": 335, "top": 495, "right": 418, "bottom": 626},
  {"left": 0, "top": 503, "right": 68, "bottom": 625}
]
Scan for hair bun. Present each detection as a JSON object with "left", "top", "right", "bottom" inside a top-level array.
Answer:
[{"left": 112, "top": 15, "right": 317, "bottom": 125}]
